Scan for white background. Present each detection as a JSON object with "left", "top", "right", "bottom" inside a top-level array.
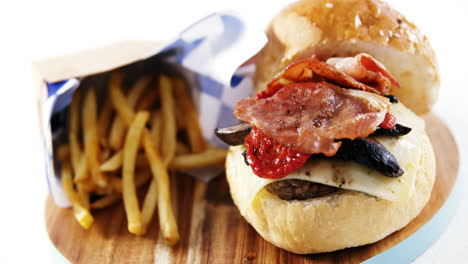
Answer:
[{"left": 0, "top": 0, "right": 467, "bottom": 263}]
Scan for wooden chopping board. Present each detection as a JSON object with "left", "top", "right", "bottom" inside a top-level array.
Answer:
[{"left": 45, "top": 113, "right": 459, "bottom": 263}]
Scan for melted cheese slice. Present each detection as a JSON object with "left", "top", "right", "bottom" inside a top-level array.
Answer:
[{"left": 226, "top": 103, "right": 425, "bottom": 215}]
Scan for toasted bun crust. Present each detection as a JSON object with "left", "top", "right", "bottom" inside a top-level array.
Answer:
[
  {"left": 254, "top": 0, "right": 439, "bottom": 115},
  {"left": 226, "top": 132, "right": 435, "bottom": 254}
]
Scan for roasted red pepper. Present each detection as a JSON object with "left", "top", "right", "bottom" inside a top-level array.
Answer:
[
  {"left": 379, "top": 113, "right": 397, "bottom": 130},
  {"left": 244, "top": 127, "right": 310, "bottom": 179}
]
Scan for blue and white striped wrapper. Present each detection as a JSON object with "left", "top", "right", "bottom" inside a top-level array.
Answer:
[{"left": 42, "top": 12, "right": 267, "bottom": 207}]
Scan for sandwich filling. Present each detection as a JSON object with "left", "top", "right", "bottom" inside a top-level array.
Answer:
[
  {"left": 234, "top": 54, "right": 401, "bottom": 179},
  {"left": 227, "top": 101, "right": 423, "bottom": 211},
  {"left": 222, "top": 54, "right": 425, "bottom": 205}
]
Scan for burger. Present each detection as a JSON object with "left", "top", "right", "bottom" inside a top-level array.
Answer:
[{"left": 215, "top": 0, "right": 439, "bottom": 254}]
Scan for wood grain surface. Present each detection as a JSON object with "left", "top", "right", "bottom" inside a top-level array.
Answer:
[{"left": 45, "top": 113, "right": 459, "bottom": 264}]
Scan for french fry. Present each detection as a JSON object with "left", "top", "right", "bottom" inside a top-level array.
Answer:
[
  {"left": 100, "top": 151, "right": 148, "bottom": 172},
  {"left": 77, "top": 185, "right": 90, "bottom": 210},
  {"left": 74, "top": 154, "right": 88, "bottom": 182},
  {"left": 101, "top": 146, "right": 112, "bottom": 162},
  {"left": 141, "top": 179, "right": 158, "bottom": 230},
  {"left": 109, "top": 72, "right": 135, "bottom": 124},
  {"left": 61, "top": 162, "right": 94, "bottom": 229},
  {"left": 109, "top": 117, "right": 126, "bottom": 150},
  {"left": 142, "top": 133, "right": 180, "bottom": 244},
  {"left": 173, "top": 77, "right": 206, "bottom": 153},
  {"left": 57, "top": 143, "right": 90, "bottom": 209},
  {"left": 100, "top": 151, "right": 123, "bottom": 172},
  {"left": 137, "top": 84, "right": 159, "bottom": 110},
  {"left": 101, "top": 147, "right": 112, "bottom": 161},
  {"left": 122, "top": 111, "right": 150, "bottom": 235},
  {"left": 160, "top": 75, "right": 177, "bottom": 166},
  {"left": 78, "top": 179, "right": 111, "bottom": 196},
  {"left": 174, "top": 104, "right": 186, "bottom": 130},
  {"left": 110, "top": 75, "right": 179, "bottom": 244},
  {"left": 91, "top": 193, "right": 121, "bottom": 210},
  {"left": 98, "top": 100, "right": 113, "bottom": 147},
  {"left": 170, "top": 148, "right": 227, "bottom": 170},
  {"left": 109, "top": 76, "right": 151, "bottom": 150},
  {"left": 77, "top": 177, "right": 95, "bottom": 193},
  {"left": 82, "top": 88, "right": 107, "bottom": 187},
  {"left": 70, "top": 92, "right": 88, "bottom": 183},
  {"left": 151, "top": 111, "right": 162, "bottom": 149},
  {"left": 57, "top": 144, "right": 70, "bottom": 162},
  {"left": 69, "top": 91, "right": 85, "bottom": 179},
  {"left": 128, "top": 77, "right": 153, "bottom": 107}
]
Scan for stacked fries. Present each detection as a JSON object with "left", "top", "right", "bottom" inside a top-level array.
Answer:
[{"left": 57, "top": 71, "right": 227, "bottom": 245}]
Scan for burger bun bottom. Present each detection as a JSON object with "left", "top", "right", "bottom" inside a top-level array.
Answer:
[{"left": 226, "top": 129, "right": 435, "bottom": 254}]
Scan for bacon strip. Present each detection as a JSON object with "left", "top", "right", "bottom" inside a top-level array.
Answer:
[
  {"left": 258, "top": 54, "right": 399, "bottom": 100},
  {"left": 235, "top": 82, "right": 390, "bottom": 156},
  {"left": 258, "top": 56, "right": 380, "bottom": 99},
  {"left": 327, "top": 53, "right": 399, "bottom": 95}
]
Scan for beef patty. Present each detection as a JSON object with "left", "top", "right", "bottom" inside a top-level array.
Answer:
[{"left": 265, "top": 179, "right": 338, "bottom": 200}]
